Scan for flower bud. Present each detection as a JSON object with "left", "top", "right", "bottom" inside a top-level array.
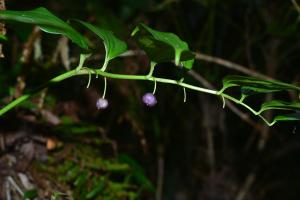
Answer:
[
  {"left": 142, "top": 93, "right": 157, "bottom": 107},
  {"left": 96, "top": 98, "right": 108, "bottom": 109}
]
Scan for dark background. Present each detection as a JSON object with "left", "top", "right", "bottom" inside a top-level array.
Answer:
[{"left": 1, "top": 0, "right": 300, "bottom": 199}]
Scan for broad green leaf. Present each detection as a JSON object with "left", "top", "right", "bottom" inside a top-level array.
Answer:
[
  {"left": 273, "top": 113, "right": 300, "bottom": 123},
  {"left": 0, "top": 7, "right": 89, "bottom": 49},
  {"left": 137, "top": 36, "right": 174, "bottom": 63},
  {"left": 76, "top": 20, "right": 127, "bottom": 61},
  {"left": 221, "top": 75, "right": 300, "bottom": 94},
  {"left": 240, "top": 86, "right": 281, "bottom": 95},
  {"left": 132, "top": 23, "right": 194, "bottom": 69},
  {"left": 259, "top": 100, "right": 300, "bottom": 114},
  {"left": 138, "top": 23, "right": 190, "bottom": 64}
]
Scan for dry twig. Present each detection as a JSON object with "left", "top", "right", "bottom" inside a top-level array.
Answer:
[
  {"left": 292, "top": 0, "right": 300, "bottom": 13},
  {"left": 194, "top": 52, "right": 273, "bottom": 80}
]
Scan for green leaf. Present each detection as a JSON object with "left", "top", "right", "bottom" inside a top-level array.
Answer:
[
  {"left": 272, "top": 113, "right": 300, "bottom": 123},
  {"left": 221, "top": 75, "right": 300, "bottom": 94},
  {"left": 0, "top": 33, "right": 7, "bottom": 41},
  {"left": 0, "top": 7, "right": 89, "bottom": 49},
  {"left": 132, "top": 23, "right": 194, "bottom": 69},
  {"left": 57, "top": 160, "right": 74, "bottom": 174},
  {"left": 137, "top": 36, "right": 174, "bottom": 63},
  {"left": 63, "top": 165, "right": 80, "bottom": 182},
  {"left": 86, "top": 177, "right": 106, "bottom": 199},
  {"left": 119, "top": 154, "right": 155, "bottom": 192},
  {"left": 240, "top": 86, "right": 280, "bottom": 95},
  {"left": 55, "top": 123, "right": 98, "bottom": 135},
  {"left": 24, "top": 189, "right": 38, "bottom": 199},
  {"left": 259, "top": 100, "right": 300, "bottom": 114},
  {"left": 76, "top": 20, "right": 127, "bottom": 61},
  {"left": 74, "top": 171, "right": 89, "bottom": 187}
]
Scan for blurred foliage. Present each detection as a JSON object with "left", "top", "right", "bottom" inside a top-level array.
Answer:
[{"left": 36, "top": 142, "right": 149, "bottom": 200}]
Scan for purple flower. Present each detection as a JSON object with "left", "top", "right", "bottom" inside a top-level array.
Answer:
[
  {"left": 142, "top": 93, "right": 157, "bottom": 107},
  {"left": 96, "top": 98, "right": 108, "bottom": 109}
]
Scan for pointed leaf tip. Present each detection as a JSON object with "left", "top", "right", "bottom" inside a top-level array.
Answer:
[
  {"left": 0, "top": 7, "right": 89, "bottom": 49},
  {"left": 76, "top": 20, "right": 127, "bottom": 61},
  {"left": 132, "top": 23, "right": 194, "bottom": 70}
]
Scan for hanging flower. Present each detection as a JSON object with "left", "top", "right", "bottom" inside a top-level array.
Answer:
[
  {"left": 142, "top": 93, "right": 157, "bottom": 107},
  {"left": 96, "top": 98, "right": 108, "bottom": 109}
]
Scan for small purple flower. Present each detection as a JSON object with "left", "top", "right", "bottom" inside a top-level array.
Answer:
[
  {"left": 142, "top": 93, "right": 157, "bottom": 107},
  {"left": 96, "top": 98, "right": 108, "bottom": 109}
]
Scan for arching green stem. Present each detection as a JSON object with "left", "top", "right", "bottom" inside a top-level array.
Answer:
[
  {"left": 152, "top": 79, "right": 157, "bottom": 94},
  {"left": 101, "top": 59, "right": 109, "bottom": 71},
  {"left": 0, "top": 67, "right": 275, "bottom": 126},
  {"left": 221, "top": 96, "right": 225, "bottom": 108},
  {"left": 148, "top": 62, "right": 156, "bottom": 77},
  {"left": 0, "top": 68, "right": 217, "bottom": 116},
  {"left": 220, "top": 93, "right": 272, "bottom": 125},
  {"left": 76, "top": 53, "right": 91, "bottom": 72},
  {"left": 102, "top": 77, "right": 107, "bottom": 98},
  {"left": 86, "top": 68, "right": 92, "bottom": 88}
]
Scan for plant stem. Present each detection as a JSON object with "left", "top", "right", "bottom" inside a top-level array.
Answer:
[
  {"left": 147, "top": 62, "right": 156, "bottom": 77},
  {"left": 0, "top": 67, "right": 275, "bottom": 126},
  {"left": 0, "top": 94, "right": 31, "bottom": 116},
  {"left": 220, "top": 93, "right": 273, "bottom": 126},
  {"left": 0, "top": 68, "right": 218, "bottom": 116},
  {"left": 152, "top": 79, "right": 157, "bottom": 94},
  {"left": 221, "top": 93, "right": 259, "bottom": 115},
  {"left": 102, "top": 77, "right": 107, "bottom": 98},
  {"left": 100, "top": 59, "right": 109, "bottom": 71}
]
